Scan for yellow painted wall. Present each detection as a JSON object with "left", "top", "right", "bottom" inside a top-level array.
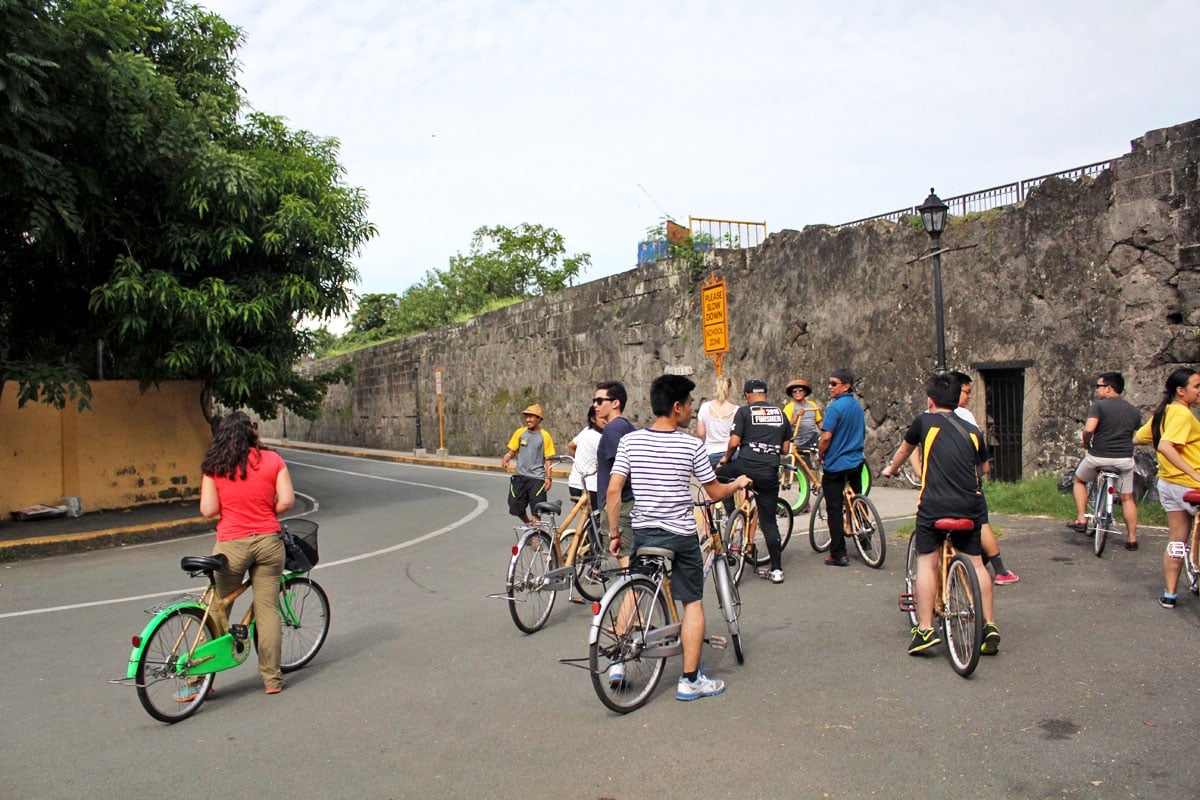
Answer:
[{"left": 0, "top": 381, "right": 211, "bottom": 514}]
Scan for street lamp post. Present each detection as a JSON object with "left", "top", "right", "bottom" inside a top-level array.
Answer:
[
  {"left": 918, "top": 188, "right": 950, "bottom": 374},
  {"left": 412, "top": 357, "right": 424, "bottom": 452}
]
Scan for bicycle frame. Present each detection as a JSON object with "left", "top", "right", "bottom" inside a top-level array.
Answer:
[{"left": 123, "top": 570, "right": 304, "bottom": 680}]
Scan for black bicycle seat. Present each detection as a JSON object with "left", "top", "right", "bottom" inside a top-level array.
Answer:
[
  {"left": 180, "top": 554, "right": 229, "bottom": 575},
  {"left": 534, "top": 500, "right": 562, "bottom": 516}
]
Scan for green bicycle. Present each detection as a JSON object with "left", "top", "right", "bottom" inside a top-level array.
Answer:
[{"left": 115, "top": 519, "right": 330, "bottom": 723}]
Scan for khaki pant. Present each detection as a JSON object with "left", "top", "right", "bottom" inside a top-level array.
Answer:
[{"left": 213, "top": 533, "right": 285, "bottom": 690}]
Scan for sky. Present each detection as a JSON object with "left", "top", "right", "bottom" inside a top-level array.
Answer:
[{"left": 200, "top": 0, "right": 1200, "bottom": 318}]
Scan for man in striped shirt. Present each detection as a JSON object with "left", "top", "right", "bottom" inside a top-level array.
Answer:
[{"left": 606, "top": 373, "right": 751, "bottom": 701}]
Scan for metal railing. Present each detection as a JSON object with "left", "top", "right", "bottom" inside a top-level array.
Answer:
[
  {"left": 836, "top": 159, "right": 1114, "bottom": 229},
  {"left": 689, "top": 217, "right": 767, "bottom": 249}
]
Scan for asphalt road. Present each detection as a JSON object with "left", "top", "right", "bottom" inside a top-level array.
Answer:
[{"left": 2, "top": 447, "right": 1198, "bottom": 800}]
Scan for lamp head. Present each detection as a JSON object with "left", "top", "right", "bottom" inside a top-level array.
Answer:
[{"left": 918, "top": 188, "right": 948, "bottom": 238}]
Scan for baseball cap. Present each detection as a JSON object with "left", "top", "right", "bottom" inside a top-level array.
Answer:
[
  {"left": 743, "top": 379, "right": 768, "bottom": 394},
  {"left": 829, "top": 369, "right": 855, "bottom": 387}
]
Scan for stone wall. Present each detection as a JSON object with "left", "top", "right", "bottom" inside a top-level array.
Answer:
[{"left": 266, "top": 119, "right": 1200, "bottom": 478}]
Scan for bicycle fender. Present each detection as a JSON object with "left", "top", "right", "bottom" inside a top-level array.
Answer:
[
  {"left": 124, "top": 602, "right": 208, "bottom": 679},
  {"left": 586, "top": 575, "right": 635, "bottom": 646}
]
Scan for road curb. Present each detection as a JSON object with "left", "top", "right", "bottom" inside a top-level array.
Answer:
[{"left": 0, "top": 517, "right": 213, "bottom": 562}]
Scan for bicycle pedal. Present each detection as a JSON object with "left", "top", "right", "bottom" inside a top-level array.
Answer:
[
  {"left": 705, "top": 635, "right": 727, "bottom": 650},
  {"left": 898, "top": 593, "right": 916, "bottom": 612},
  {"left": 230, "top": 623, "right": 249, "bottom": 641},
  {"left": 1167, "top": 542, "right": 1187, "bottom": 559}
]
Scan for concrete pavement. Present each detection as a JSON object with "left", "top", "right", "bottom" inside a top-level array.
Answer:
[{"left": 0, "top": 439, "right": 919, "bottom": 560}]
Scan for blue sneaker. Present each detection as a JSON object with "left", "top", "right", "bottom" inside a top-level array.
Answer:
[
  {"left": 172, "top": 684, "right": 211, "bottom": 703},
  {"left": 676, "top": 673, "right": 725, "bottom": 701}
]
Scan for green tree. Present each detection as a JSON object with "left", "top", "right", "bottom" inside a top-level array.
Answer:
[
  {"left": 342, "top": 223, "right": 588, "bottom": 346},
  {"left": 0, "top": 0, "right": 373, "bottom": 418}
]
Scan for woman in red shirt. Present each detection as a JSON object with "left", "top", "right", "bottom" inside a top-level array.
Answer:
[{"left": 200, "top": 411, "right": 295, "bottom": 694}]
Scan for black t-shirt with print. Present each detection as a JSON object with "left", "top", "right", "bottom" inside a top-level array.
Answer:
[{"left": 730, "top": 402, "right": 790, "bottom": 471}]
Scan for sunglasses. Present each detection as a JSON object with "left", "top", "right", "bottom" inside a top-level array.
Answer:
[
  {"left": 1095, "top": 383, "right": 1107, "bottom": 388},
  {"left": 592, "top": 397, "right": 613, "bottom": 405},
  {"left": 828, "top": 381, "right": 842, "bottom": 387}
]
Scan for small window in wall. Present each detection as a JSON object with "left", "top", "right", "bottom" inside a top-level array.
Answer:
[{"left": 980, "top": 367, "right": 1026, "bottom": 482}]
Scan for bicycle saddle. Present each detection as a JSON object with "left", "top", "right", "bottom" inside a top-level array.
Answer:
[
  {"left": 534, "top": 500, "right": 562, "bottom": 516},
  {"left": 180, "top": 554, "right": 229, "bottom": 575},
  {"left": 933, "top": 518, "right": 976, "bottom": 531},
  {"left": 1184, "top": 490, "right": 1200, "bottom": 504}
]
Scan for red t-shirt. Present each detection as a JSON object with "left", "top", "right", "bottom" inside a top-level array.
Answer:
[{"left": 208, "top": 448, "right": 286, "bottom": 541}]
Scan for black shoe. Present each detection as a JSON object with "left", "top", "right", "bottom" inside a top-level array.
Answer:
[
  {"left": 1066, "top": 521, "right": 1088, "bottom": 532},
  {"left": 1125, "top": 541, "right": 1139, "bottom": 551},
  {"left": 1159, "top": 594, "right": 1177, "bottom": 609},
  {"left": 908, "top": 626, "right": 941, "bottom": 654},
  {"left": 980, "top": 622, "right": 1001, "bottom": 655},
  {"left": 824, "top": 556, "right": 849, "bottom": 567}
]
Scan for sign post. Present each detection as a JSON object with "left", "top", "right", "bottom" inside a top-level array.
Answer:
[
  {"left": 701, "top": 276, "right": 729, "bottom": 376},
  {"left": 434, "top": 367, "right": 447, "bottom": 456}
]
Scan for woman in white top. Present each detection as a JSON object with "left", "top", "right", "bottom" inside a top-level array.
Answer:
[
  {"left": 695, "top": 376, "right": 739, "bottom": 469},
  {"left": 568, "top": 405, "right": 606, "bottom": 508}
]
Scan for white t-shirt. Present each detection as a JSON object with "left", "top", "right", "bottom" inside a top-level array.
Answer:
[
  {"left": 569, "top": 427, "right": 603, "bottom": 492},
  {"left": 612, "top": 428, "right": 716, "bottom": 537}
]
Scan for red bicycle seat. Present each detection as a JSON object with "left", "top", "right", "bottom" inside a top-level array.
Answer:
[{"left": 934, "top": 518, "right": 976, "bottom": 531}]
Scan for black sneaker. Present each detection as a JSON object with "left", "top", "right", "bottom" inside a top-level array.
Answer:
[
  {"left": 1159, "top": 594, "right": 1178, "bottom": 609},
  {"left": 907, "top": 626, "right": 941, "bottom": 654},
  {"left": 980, "top": 622, "right": 1001, "bottom": 655}
]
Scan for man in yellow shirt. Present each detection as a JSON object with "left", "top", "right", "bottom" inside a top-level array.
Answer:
[{"left": 501, "top": 404, "right": 555, "bottom": 523}]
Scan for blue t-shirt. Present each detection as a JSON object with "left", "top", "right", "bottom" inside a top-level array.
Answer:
[{"left": 821, "top": 393, "right": 865, "bottom": 472}]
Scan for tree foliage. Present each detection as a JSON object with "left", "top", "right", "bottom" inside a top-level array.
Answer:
[
  {"left": 0, "top": 0, "right": 373, "bottom": 418},
  {"left": 342, "top": 223, "right": 589, "bottom": 346}
]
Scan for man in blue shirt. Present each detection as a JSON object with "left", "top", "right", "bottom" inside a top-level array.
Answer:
[{"left": 818, "top": 368, "right": 866, "bottom": 566}]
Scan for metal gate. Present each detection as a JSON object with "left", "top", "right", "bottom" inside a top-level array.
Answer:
[{"left": 981, "top": 367, "right": 1026, "bottom": 482}]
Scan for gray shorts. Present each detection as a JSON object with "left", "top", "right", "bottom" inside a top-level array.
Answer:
[{"left": 1075, "top": 454, "right": 1135, "bottom": 495}]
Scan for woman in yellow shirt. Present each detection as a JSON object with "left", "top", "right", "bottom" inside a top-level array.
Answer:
[{"left": 1135, "top": 367, "right": 1200, "bottom": 608}]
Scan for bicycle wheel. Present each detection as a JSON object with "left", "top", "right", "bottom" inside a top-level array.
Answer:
[
  {"left": 589, "top": 577, "right": 671, "bottom": 713},
  {"left": 712, "top": 555, "right": 744, "bottom": 664},
  {"left": 723, "top": 510, "right": 748, "bottom": 585},
  {"left": 573, "top": 516, "right": 616, "bottom": 603},
  {"left": 1083, "top": 480, "right": 1100, "bottom": 539},
  {"left": 507, "top": 530, "right": 557, "bottom": 633},
  {"left": 780, "top": 465, "right": 812, "bottom": 514},
  {"left": 850, "top": 496, "right": 886, "bottom": 568},
  {"left": 775, "top": 498, "right": 794, "bottom": 553},
  {"left": 904, "top": 532, "right": 919, "bottom": 628},
  {"left": 808, "top": 489, "right": 830, "bottom": 552},
  {"left": 943, "top": 554, "right": 983, "bottom": 677},
  {"left": 1093, "top": 479, "right": 1112, "bottom": 558},
  {"left": 135, "top": 607, "right": 217, "bottom": 723},
  {"left": 1187, "top": 538, "right": 1200, "bottom": 595},
  {"left": 278, "top": 576, "right": 331, "bottom": 671}
]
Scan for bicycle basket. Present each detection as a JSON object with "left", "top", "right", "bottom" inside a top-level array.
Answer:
[{"left": 282, "top": 519, "right": 319, "bottom": 572}]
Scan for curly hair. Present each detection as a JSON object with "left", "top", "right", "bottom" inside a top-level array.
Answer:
[{"left": 201, "top": 411, "right": 264, "bottom": 480}]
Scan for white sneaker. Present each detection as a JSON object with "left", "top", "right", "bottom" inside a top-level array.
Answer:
[
  {"left": 606, "top": 660, "right": 625, "bottom": 687},
  {"left": 768, "top": 569, "right": 785, "bottom": 584},
  {"left": 676, "top": 673, "right": 726, "bottom": 701}
]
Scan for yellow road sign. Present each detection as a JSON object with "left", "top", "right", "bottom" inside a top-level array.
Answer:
[{"left": 701, "top": 278, "right": 728, "bottom": 356}]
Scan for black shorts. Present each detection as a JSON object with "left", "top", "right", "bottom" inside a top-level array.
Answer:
[
  {"left": 914, "top": 517, "right": 983, "bottom": 556},
  {"left": 508, "top": 474, "right": 547, "bottom": 516}
]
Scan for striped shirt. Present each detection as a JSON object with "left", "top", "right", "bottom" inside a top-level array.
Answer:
[{"left": 612, "top": 428, "right": 716, "bottom": 536}]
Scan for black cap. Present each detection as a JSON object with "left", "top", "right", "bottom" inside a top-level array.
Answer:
[{"left": 743, "top": 379, "right": 768, "bottom": 394}]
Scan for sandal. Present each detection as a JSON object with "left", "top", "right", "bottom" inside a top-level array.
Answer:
[{"left": 1066, "top": 521, "right": 1088, "bottom": 532}]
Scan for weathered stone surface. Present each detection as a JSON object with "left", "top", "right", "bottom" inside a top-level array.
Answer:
[{"left": 267, "top": 119, "right": 1200, "bottom": 479}]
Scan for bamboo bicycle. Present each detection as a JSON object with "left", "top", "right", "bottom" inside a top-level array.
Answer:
[
  {"left": 1167, "top": 489, "right": 1200, "bottom": 596},
  {"left": 496, "top": 462, "right": 617, "bottom": 633},
  {"left": 114, "top": 519, "right": 330, "bottom": 723},
  {"left": 807, "top": 477, "right": 886, "bottom": 567},
  {"left": 899, "top": 518, "right": 984, "bottom": 677},
  {"left": 782, "top": 449, "right": 873, "bottom": 515},
  {"left": 574, "top": 499, "right": 744, "bottom": 713},
  {"left": 721, "top": 482, "right": 793, "bottom": 584}
]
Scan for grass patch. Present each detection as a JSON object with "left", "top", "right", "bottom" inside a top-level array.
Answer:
[{"left": 888, "top": 474, "right": 1168, "bottom": 531}]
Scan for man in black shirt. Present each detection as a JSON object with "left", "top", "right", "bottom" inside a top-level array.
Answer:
[
  {"left": 1068, "top": 372, "right": 1142, "bottom": 550},
  {"left": 882, "top": 373, "right": 999, "bottom": 656},
  {"left": 717, "top": 379, "right": 791, "bottom": 583}
]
